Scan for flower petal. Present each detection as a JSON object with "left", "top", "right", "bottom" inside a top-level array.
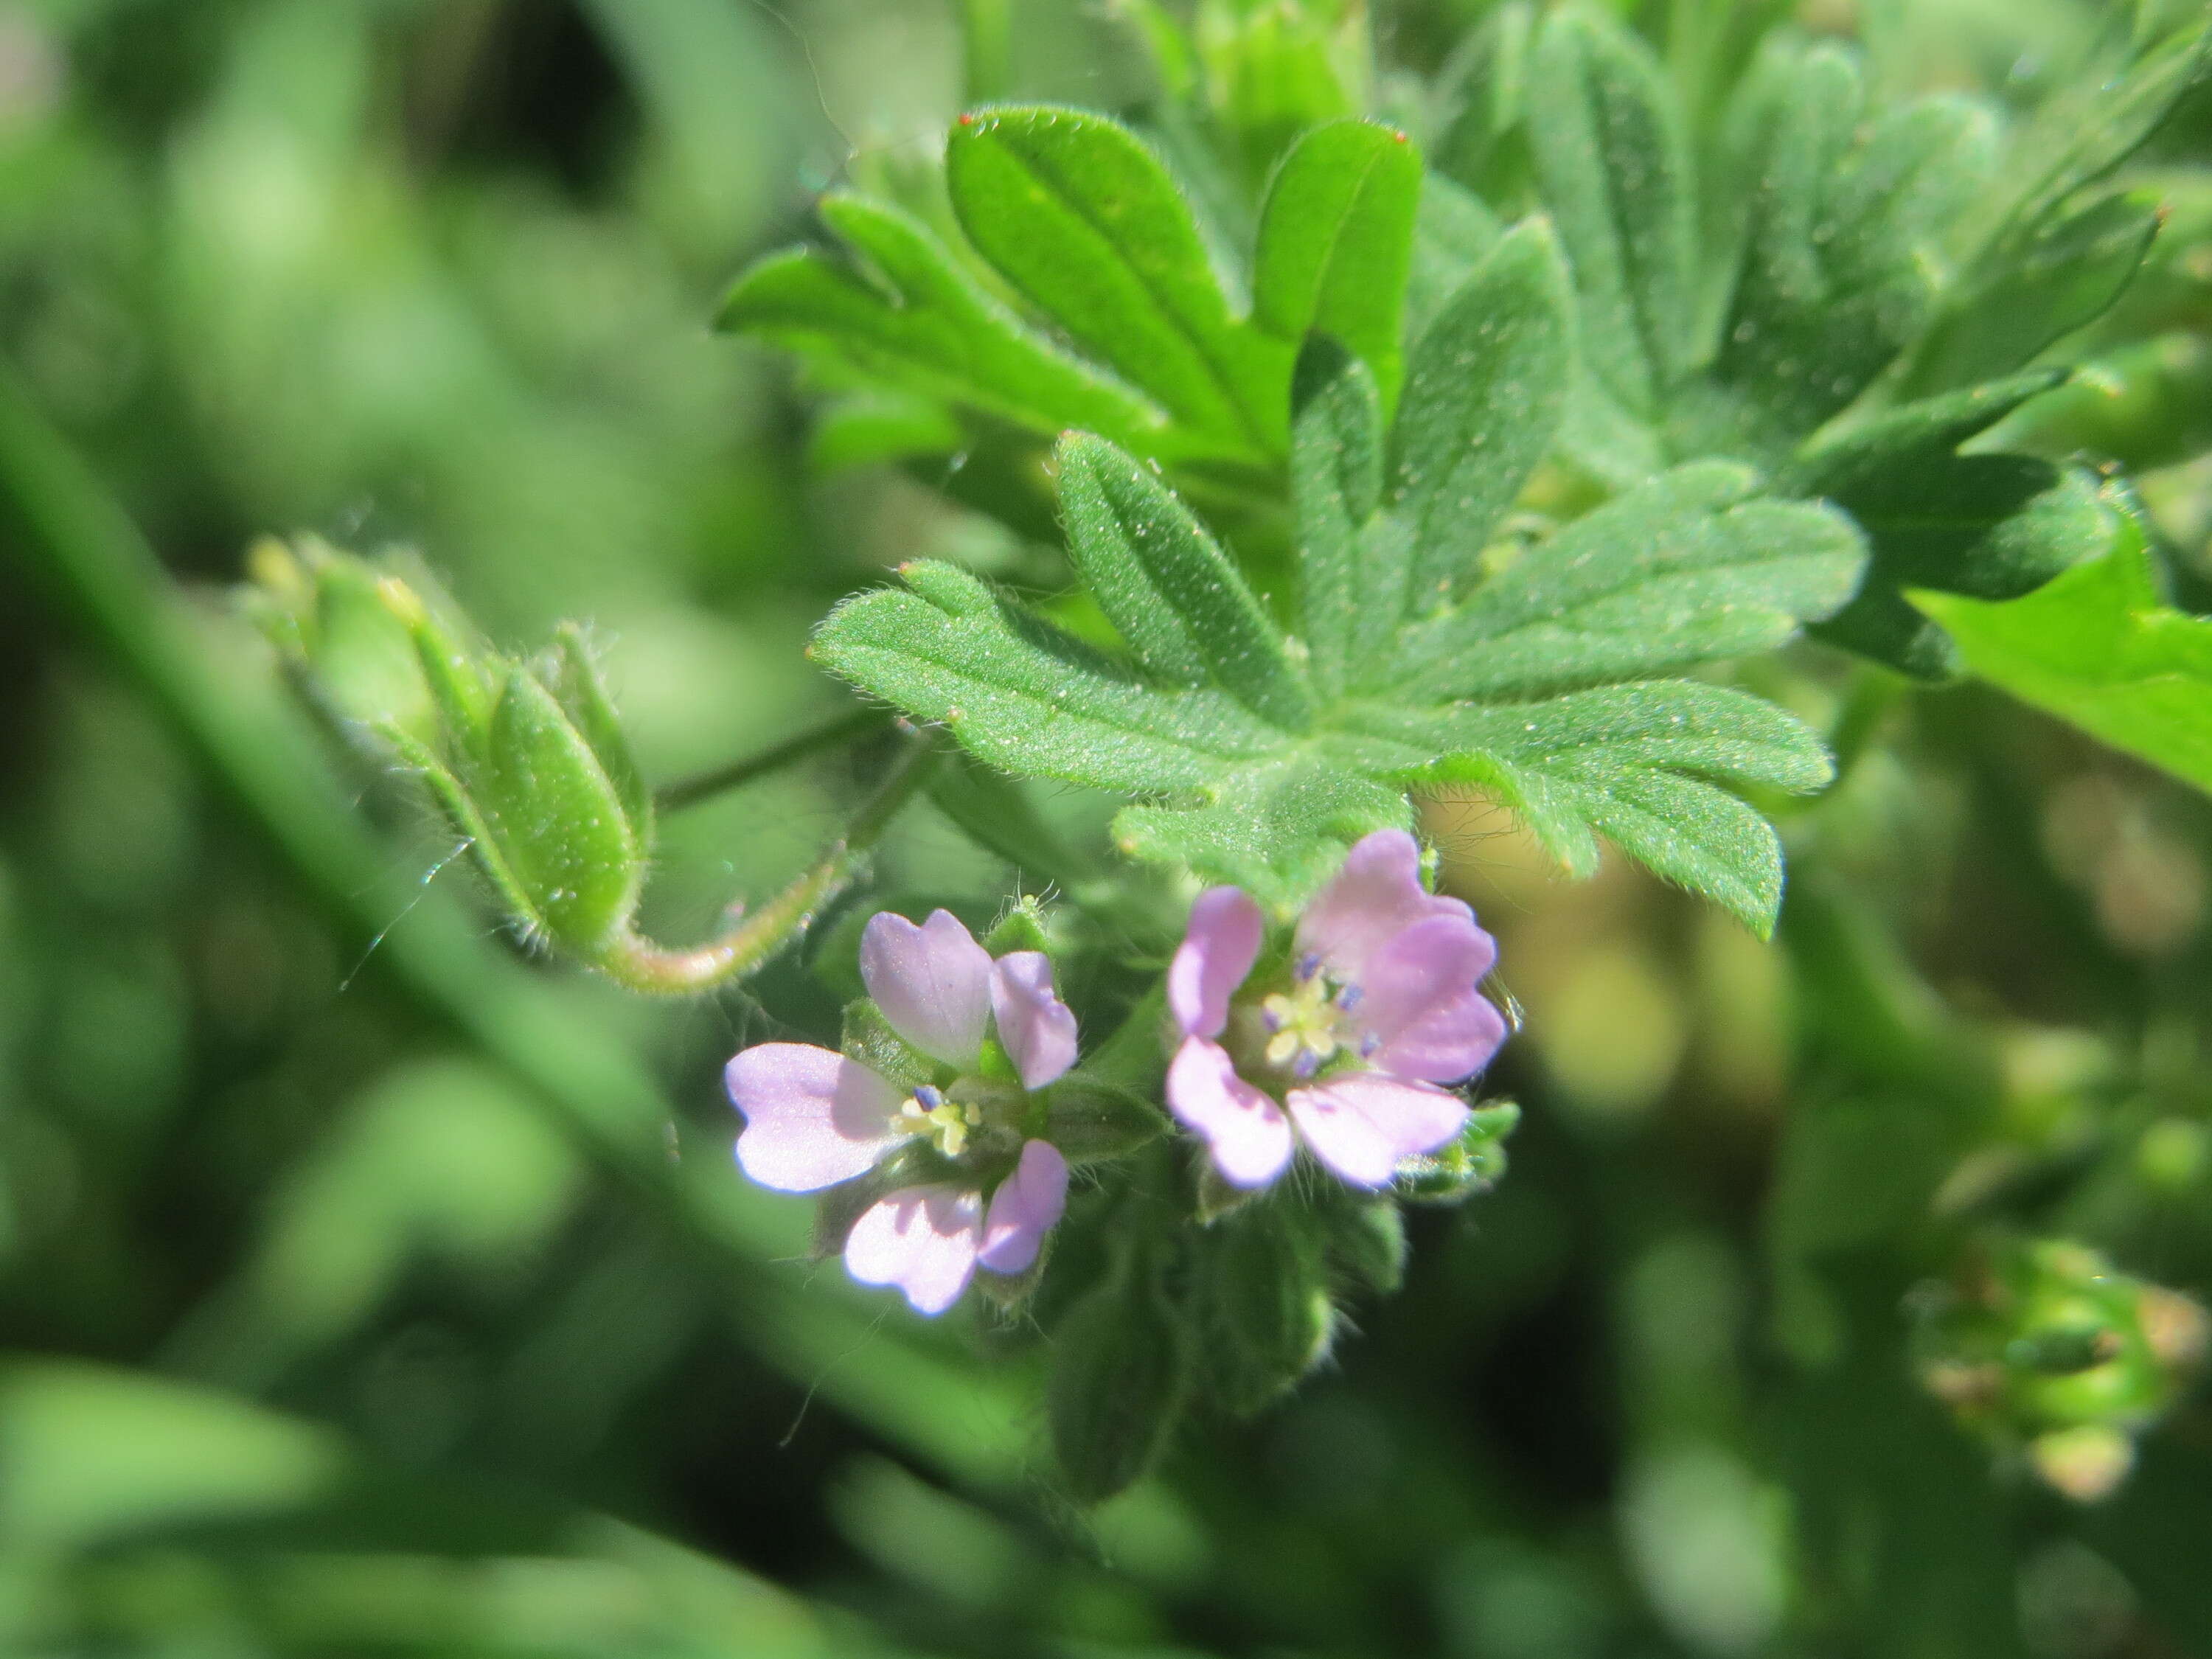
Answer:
[
  {"left": 1168, "top": 886, "right": 1264, "bottom": 1038},
  {"left": 990, "top": 952, "right": 1079, "bottom": 1090},
  {"left": 727, "top": 1043, "right": 907, "bottom": 1192},
  {"left": 978, "top": 1139, "right": 1070, "bottom": 1273},
  {"left": 860, "top": 908, "right": 993, "bottom": 1068},
  {"left": 1355, "top": 914, "right": 1506, "bottom": 1083},
  {"left": 844, "top": 1183, "right": 984, "bottom": 1315},
  {"left": 1287, "top": 1073, "right": 1472, "bottom": 1189},
  {"left": 1296, "top": 830, "right": 1472, "bottom": 985},
  {"left": 1166, "top": 1036, "right": 1293, "bottom": 1189}
]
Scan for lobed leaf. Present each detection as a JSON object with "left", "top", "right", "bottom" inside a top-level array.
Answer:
[
  {"left": 1525, "top": 10, "right": 1695, "bottom": 419},
  {"left": 1113, "top": 757, "right": 1411, "bottom": 912},
  {"left": 717, "top": 194, "right": 1163, "bottom": 450},
  {"left": 1391, "top": 220, "right": 1573, "bottom": 615},
  {"left": 811, "top": 560, "right": 1288, "bottom": 793},
  {"left": 946, "top": 105, "right": 1288, "bottom": 456},
  {"left": 1388, "top": 462, "right": 1867, "bottom": 700},
  {"left": 1054, "top": 433, "right": 1312, "bottom": 729},
  {"left": 1912, "top": 511, "right": 2212, "bottom": 799},
  {"left": 1251, "top": 119, "right": 1422, "bottom": 409},
  {"left": 1288, "top": 341, "right": 1384, "bottom": 701},
  {"left": 1792, "top": 372, "right": 2121, "bottom": 678}
]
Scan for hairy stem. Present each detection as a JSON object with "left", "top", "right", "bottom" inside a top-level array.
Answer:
[{"left": 602, "top": 735, "right": 939, "bottom": 994}]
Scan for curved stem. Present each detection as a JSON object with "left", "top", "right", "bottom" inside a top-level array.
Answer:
[
  {"left": 600, "top": 734, "right": 939, "bottom": 994},
  {"left": 654, "top": 706, "right": 887, "bottom": 814}
]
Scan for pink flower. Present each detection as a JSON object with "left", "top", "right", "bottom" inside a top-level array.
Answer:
[
  {"left": 1165, "top": 830, "right": 1507, "bottom": 1190},
  {"left": 726, "top": 909, "right": 1076, "bottom": 1314}
]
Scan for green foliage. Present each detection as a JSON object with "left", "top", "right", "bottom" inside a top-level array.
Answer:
[
  {"left": 1198, "top": 1201, "right": 1336, "bottom": 1416},
  {"left": 1047, "top": 1259, "right": 1191, "bottom": 1503},
  {"left": 723, "top": 102, "right": 1429, "bottom": 501},
  {"left": 819, "top": 321, "right": 1863, "bottom": 928},
  {"left": 1914, "top": 504, "right": 2212, "bottom": 796}
]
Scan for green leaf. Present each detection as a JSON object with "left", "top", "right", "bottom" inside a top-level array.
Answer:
[
  {"left": 1392, "top": 220, "right": 1573, "bottom": 614},
  {"left": 1316, "top": 1191, "right": 1408, "bottom": 1294},
  {"left": 1251, "top": 119, "right": 1422, "bottom": 410},
  {"left": 1912, "top": 513, "right": 2212, "bottom": 799},
  {"left": 1113, "top": 757, "right": 1411, "bottom": 913},
  {"left": 1360, "top": 681, "right": 1834, "bottom": 934},
  {"left": 717, "top": 193, "right": 1164, "bottom": 451},
  {"left": 1902, "top": 189, "right": 2165, "bottom": 397},
  {"left": 1525, "top": 10, "right": 1694, "bottom": 419},
  {"left": 1290, "top": 340, "right": 1384, "bottom": 701},
  {"left": 1433, "top": 1, "right": 1535, "bottom": 207},
  {"left": 811, "top": 560, "right": 1288, "bottom": 793},
  {"left": 1387, "top": 461, "right": 1866, "bottom": 700},
  {"left": 946, "top": 105, "right": 1288, "bottom": 456},
  {"left": 1054, "top": 433, "right": 1312, "bottom": 728},
  {"left": 1716, "top": 51, "right": 1995, "bottom": 439},
  {"left": 1792, "top": 373, "right": 2121, "bottom": 678},
  {"left": 1404, "top": 173, "right": 1503, "bottom": 343}
]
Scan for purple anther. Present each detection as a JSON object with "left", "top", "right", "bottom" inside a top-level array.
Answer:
[
  {"left": 1261, "top": 1005, "right": 1284, "bottom": 1033},
  {"left": 1295, "top": 952, "right": 1322, "bottom": 983},
  {"left": 1292, "top": 1048, "right": 1322, "bottom": 1080},
  {"left": 1335, "top": 983, "right": 1363, "bottom": 1013},
  {"left": 914, "top": 1083, "right": 944, "bottom": 1109},
  {"left": 1359, "top": 1033, "right": 1381, "bottom": 1058}
]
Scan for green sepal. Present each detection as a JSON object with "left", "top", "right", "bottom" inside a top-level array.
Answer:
[
  {"left": 1397, "top": 1102, "right": 1519, "bottom": 1203},
  {"left": 981, "top": 897, "right": 1052, "bottom": 958},
  {"left": 1199, "top": 1200, "right": 1335, "bottom": 1416},
  {"left": 1040, "top": 1073, "right": 1164, "bottom": 1166},
  {"left": 810, "top": 1146, "right": 931, "bottom": 1262},
  {"left": 382, "top": 725, "right": 546, "bottom": 940},
  {"left": 1317, "top": 1191, "right": 1408, "bottom": 1295},
  {"left": 841, "top": 998, "right": 934, "bottom": 1093},
  {"left": 1048, "top": 1263, "right": 1191, "bottom": 1503},
  {"left": 549, "top": 624, "right": 653, "bottom": 850},
  {"left": 478, "top": 666, "right": 646, "bottom": 957}
]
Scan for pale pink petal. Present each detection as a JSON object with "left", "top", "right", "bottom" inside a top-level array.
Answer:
[
  {"left": 990, "top": 952, "right": 1079, "bottom": 1090},
  {"left": 727, "top": 1043, "right": 908, "bottom": 1192},
  {"left": 1295, "top": 830, "right": 1471, "bottom": 985},
  {"left": 1166, "top": 1036, "right": 1294, "bottom": 1189},
  {"left": 844, "top": 1183, "right": 984, "bottom": 1315},
  {"left": 1354, "top": 914, "right": 1506, "bottom": 1083},
  {"left": 978, "top": 1139, "right": 1069, "bottom": 1273},
  {"left": 1287, "top": 1073, "right": 1471, "bottom": 1189},
  {"left": 1168, "top": 886, "right": 1264, "bottom": 1038},
  {"left": 860, "top": 909, "right": 992, "bottom": 1068}
]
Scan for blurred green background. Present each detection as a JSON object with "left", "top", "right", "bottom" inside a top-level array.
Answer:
[{"left": 3, "top": 1, "right": 2212, "bottom": 1655}]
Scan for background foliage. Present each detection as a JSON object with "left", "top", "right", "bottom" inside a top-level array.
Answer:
[{"left": 4, "top": 1, "right": 2212, "bottom": 1655}]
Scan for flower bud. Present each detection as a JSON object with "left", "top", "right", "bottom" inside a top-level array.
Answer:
[
  {"left": 1041, "top": 1074, "right": 1165, "bottom": 1165},
  {"left": 248, "top": 539, "right": 655, "bottom": 963},
  {"left": 1048, "top": 1263, "right": 1191, "bottom": 1503},
  {"left": 1200, "top": 1202, "right": 1335, "bottom": 1416},
  {"left": 1318, "top": 1192, "right": 1408, "bottom": 1295}
]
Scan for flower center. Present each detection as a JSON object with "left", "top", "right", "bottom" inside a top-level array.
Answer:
[
  {"left": 897, "top": 1083, "right": 984, "bottom": 1158},
  {"left": 1255, "top": 953, "right": 1375, "bottom": 1081}
]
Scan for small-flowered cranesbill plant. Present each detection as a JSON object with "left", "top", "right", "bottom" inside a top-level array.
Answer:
[{"left": 244, "top": 0, "right": 2212, "bottom": 1506}]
